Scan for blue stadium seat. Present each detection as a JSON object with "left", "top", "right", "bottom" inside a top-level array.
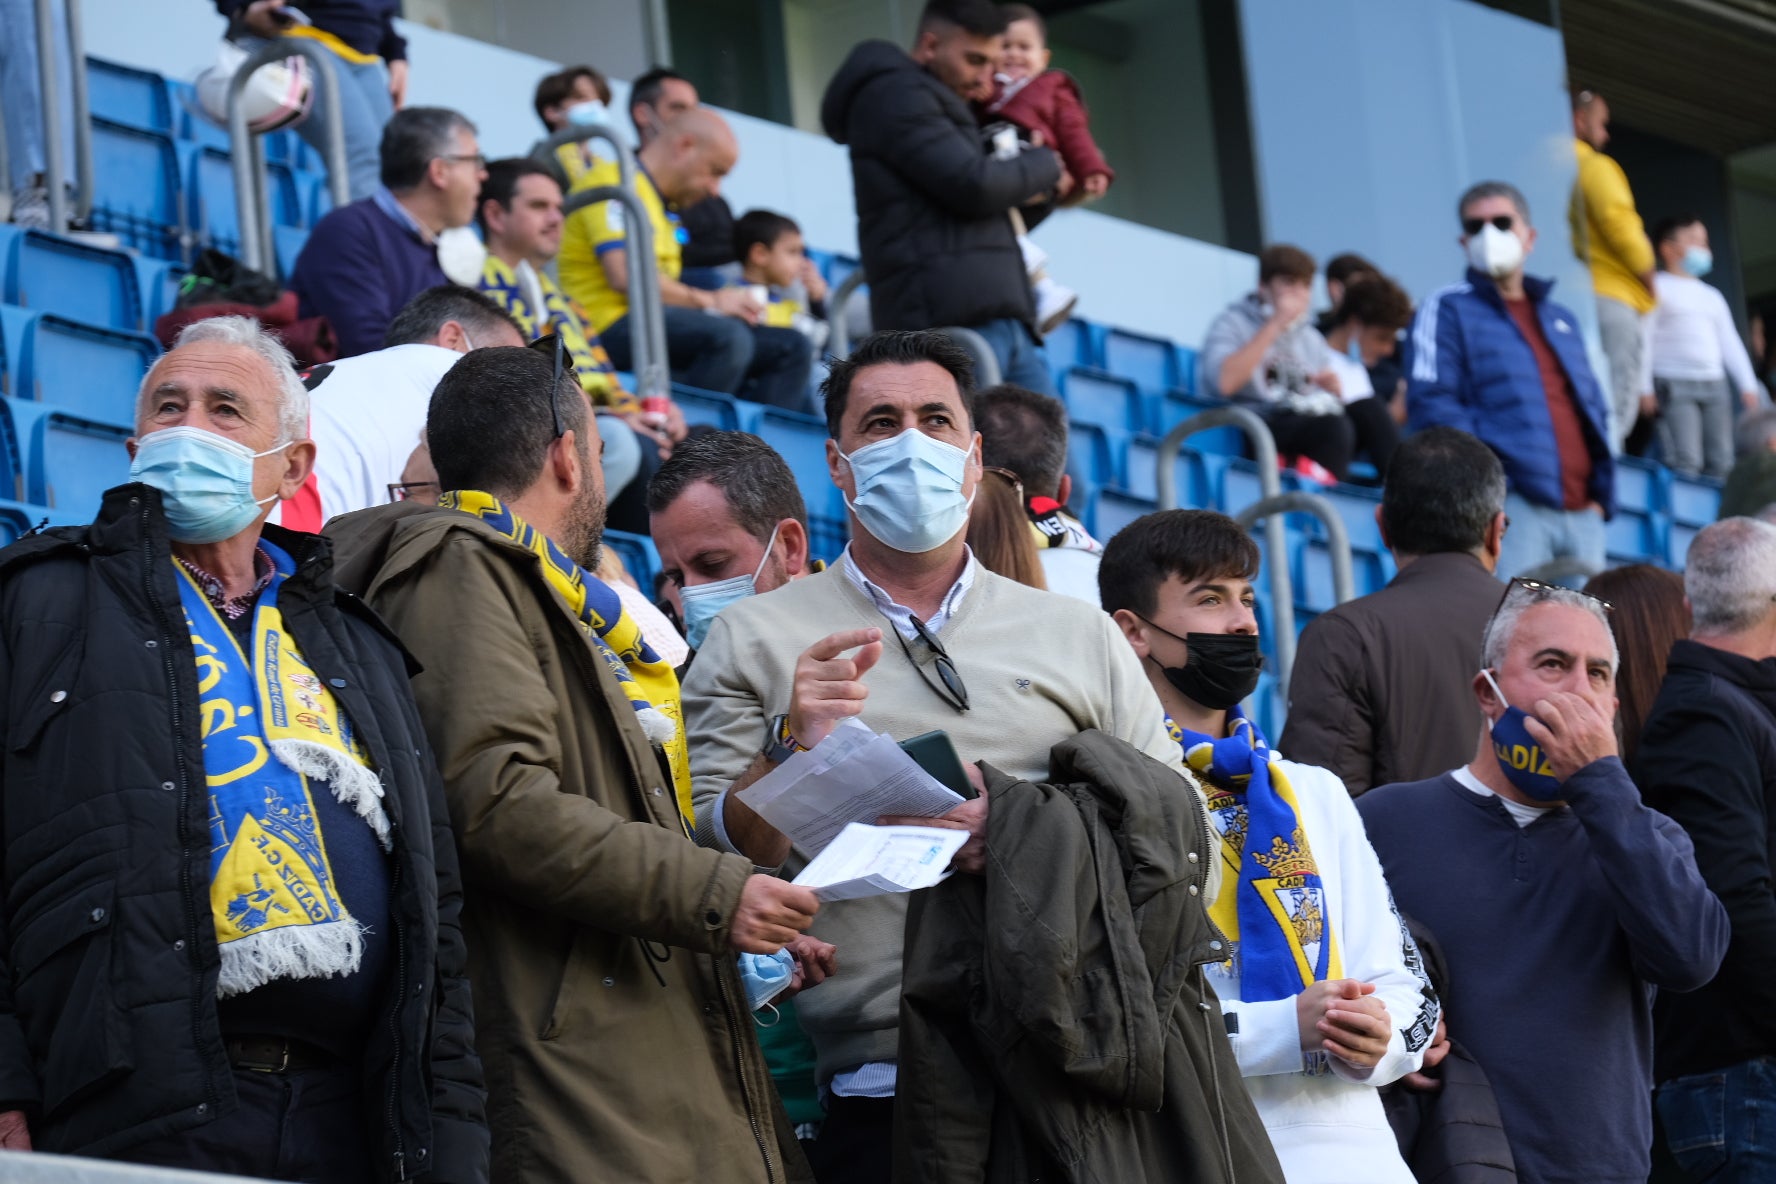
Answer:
[
  {"left": 1317, "top": 484, "right": 1386, "bottom": 554},
  {"left": 134, "top": 257, "right": 183, "bottom": 328},
  {"left": 90, "top": 118, "right": 185, "bottom": 260},
  {"left": 1124, "top": 434, "right": 1213, "bottom": 508},
  {"left": 1043, "top": 318, "right": 1101, "bottom": 373},
  {"left": 87, "top": 57, "right": 172, "bottom": 133},
  {"left": 1152, "top": 391, "right": 1246, "bottom": 456},
  {"left": 1296, "top": 539, "right": 1390, "bottom": 613},
  {"left": 1061, "top": 368, "right": 1142, "bottom": 435},
  {"left": 1614, "top": 455, "right": 1664, "bottom": 517},
  {"left": 1668, "top": 521, "right": 1702, "bottom": 569},
  {"left": 1667, "top": 473, "right": 1722, "bottom": 527},
  {"left": 603, "top": 529, "right": 661, "bottom": 592},
  {"left": 756, "top": 407, "right": 847, "bottom": 560},
  {"left": 191, "top": 147, "right": 305, "bottom": 256},
  {"left": 179, "top": 110, "right": 234, "bottom": 154},
  {"left": 1246, "top": 671, "right": 1284, "bottom": 739},
  {"left": 0, "top": 499, "right": 45, "bottom": 544},
  {"left": 1066, "top": 419, "right": 1122, "bottom": 487},
  {"left": 1606, "top": 505, "right": 1663, "bottom": 567},
  {"left": 9, "top": 400, "right": 133, "bottom": 514},
  {"left": 307, "top": 170, "right": 337, "bottom": 225},
  {"left": 1219, "top": 458, "right": 1270, "bottom": 515},
  {"left": 671, "top": 384, "right": 757, "bottom": 433},
  {"left": 823, "top": 254, "right": 860, "bottom": 290},
  {"left": 1174, "top": 346, "right": 1198, "bottom": 396},
  {"left": 1102, "top": 328, "right": 1179, "bottom": 398},
  {"left": 9, "top": 229, "right": 144, "bottom": 331},
  {"left": 1090, "top": 487, "right": 1156, "bottom": 542},
  {"left": 4, "top": 311, "right": 159, "bottom": 424},
  {"left": 273, "top": 225, "right": 310, "bottom": 282}
]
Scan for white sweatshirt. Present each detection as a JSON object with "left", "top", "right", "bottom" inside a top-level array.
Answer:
[
  {"left": 1208, "top": 754, "right": 1436, "bottom": 1184},
  {"left": 1640, "top": 272, "right": 1758, "bottom": 394}
]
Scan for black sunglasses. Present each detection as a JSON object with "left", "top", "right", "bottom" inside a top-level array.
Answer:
[
  {"left": 1501, "top": 576, "right": 1614, "bottom": 614},
  {"left": 1463, "top": 214, "right": 1516, "bottom": 236},
  {"left": 894, "top": 613, "right": 970, "bottom": 713},
  {"left": 527, "top": 333, "right": 568, "bottom": 439},
  {"left": 387, "top": 480, "right": 440, "bottom": 504}
]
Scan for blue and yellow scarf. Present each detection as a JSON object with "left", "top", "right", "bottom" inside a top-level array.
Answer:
[
  {"left": 1172, "top": 707, "right": 1342, "bottom": 1001},
  {"left": 182, "top": 540, "right": 388, "bottom": 998},
  {"left": 443, "top": 491, "right": 694, "bottom": 826}
]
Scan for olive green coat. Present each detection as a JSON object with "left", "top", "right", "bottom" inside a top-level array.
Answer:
[{"left": 328, "top": 503, "right": 809, "bottom": 1184}]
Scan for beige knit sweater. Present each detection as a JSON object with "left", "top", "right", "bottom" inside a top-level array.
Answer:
[{"left": 682, "top": 562, "right": 1190, "bottom": 1085}]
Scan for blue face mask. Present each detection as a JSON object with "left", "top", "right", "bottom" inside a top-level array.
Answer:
[
  {"left": 1345, "top": 328, "right": 1364, "bottom": 363},
  {"left": 678, "top": 521, "right": 781, "bottom": 651},
  {"left": 1481, "top": 669, "right": 1564, "bottom": 801},
  {"left": 1682, "top": 246, "right": 1714, "bottom": 278},
  {"left": 565, "top": 99, "right": 608, "bottom": 127},
  {"left": 738, "top": 948, "right": 796, "bottom": 1020},
  {"left": 130, "top": 426, "right": 287, "bottom": 544},
  {"left": 842, "top": 429, "right": 975, "bottom": 555}
]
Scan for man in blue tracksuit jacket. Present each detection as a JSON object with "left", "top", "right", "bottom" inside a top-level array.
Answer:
[{"left": 1406, "top": 180, "right": 1614, "bottom": 579}]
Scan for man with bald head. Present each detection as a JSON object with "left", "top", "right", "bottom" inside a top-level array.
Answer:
[
  {"left": 561, "top": 107, "right": 813, "bottom": 408},
  {"left": 0, "top": 317, "right": 485, "bottom": 1180}
]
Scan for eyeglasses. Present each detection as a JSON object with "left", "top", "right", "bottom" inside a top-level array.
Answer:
[
  {"left": 1463, "top": 214, "right": 1516, "bottom": 236},
  {"left": 438, "top": 152, "right": 487, "bottom": 169},
  {"left": 894, "top": 612, "right": 970, "bottom": 713},
  {"left": 1502, "top": 576, "right": 1614, "bottom": 614},
  {"left": 527, "top": 333, "right": 568, "bottom": 439},
  {"left": 387, "top": 481, "right": 441, "bottom": 504},
  {"left": 982, "top": 466, "right": 1025, "bottom": 501}
]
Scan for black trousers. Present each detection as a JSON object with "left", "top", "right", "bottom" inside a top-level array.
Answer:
[
  {"left": 1267, "top": 397, "right": 1400, "bottom": 481},
  {"left": 806, "top": 1094, "right": 895, "bottom": 1184},
  {"left": 112, "top": 1064, "right": 375, "bottom": 1184}
]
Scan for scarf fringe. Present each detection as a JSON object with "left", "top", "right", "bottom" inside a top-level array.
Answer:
[
  {"left": 271, "top": 739, "right": 393, "bottom": 852},
  {"left": 216, "top": 917, "right": 365, "bottom": 998},
  {"left": 635, "top": 706, "right": 677, "bottom": 746}
]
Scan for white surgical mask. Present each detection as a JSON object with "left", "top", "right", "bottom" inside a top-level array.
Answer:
[
  {"left": 1682, "top": 246, "right": 1713, "bottom": 278},
  {"left": 842, "top": 429, "right": 975, "bottom": 554},
  {"left": 566, "top": 99, "right": 608, "bottom": 127},
  {"left": 130, "top": 426, "right": 287, "bottom": 544},
  {"left": 1467, "top": 222, "right": 1524, "bottom": 279},
  {"left": 678, "top": 521, "right": 782, "bottom": 651}
]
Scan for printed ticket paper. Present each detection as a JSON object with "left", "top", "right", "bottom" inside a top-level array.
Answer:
[{"left": 791, "top": 822, "right": 969, "bottom": 901}]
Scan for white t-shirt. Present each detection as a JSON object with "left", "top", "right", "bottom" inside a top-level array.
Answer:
[
  {"left": 1325, "top": 347, "right": 1375, "bottom": 405},
  {"left": 1452, "top": 763, "right": 1554, "bottom": 828},
  {"left": 308, "top": 343, "right": 463, "bottom": 523},
  {"left": 1641, "top": 272, "right": 1758, "bottom": 393}
]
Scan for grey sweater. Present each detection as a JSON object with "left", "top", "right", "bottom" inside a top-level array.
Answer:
[{"left": 681, "top": 562, "right": 1185, "bottom": 1085}]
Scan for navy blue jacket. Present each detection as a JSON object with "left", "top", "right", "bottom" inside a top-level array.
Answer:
[
  {"left": 215, "top": 0, "right": 406, "bottom": 61},
  {"left": 1358, "top": 764, "right": 1726, "bottom": 1184},
  {"left": 290, "top": 196, "right": 448, "bottom": 360},
  {"left": 1405, "top": 268, "right": 1614, "bottom": 516}
]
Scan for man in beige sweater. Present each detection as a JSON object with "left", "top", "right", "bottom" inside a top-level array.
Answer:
[{"left": 682, "top": 329, "right": 1185, "bottom": 1184}]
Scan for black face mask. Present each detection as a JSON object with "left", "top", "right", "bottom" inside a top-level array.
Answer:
[{"left": 1142, "top": 619, "right": 1264, "bottom": 711}]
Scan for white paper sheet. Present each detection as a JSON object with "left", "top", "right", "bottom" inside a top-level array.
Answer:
[
  {"left": 737, "top": 718, "right": 965, "bottom": 855},
  {"left": 791, "top": 822, "right": 969, "bottom": 901}
]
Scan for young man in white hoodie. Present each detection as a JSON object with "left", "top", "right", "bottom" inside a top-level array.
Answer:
[{"left": 1099, "top": 509, "right": 1440, "bottom": 1184}]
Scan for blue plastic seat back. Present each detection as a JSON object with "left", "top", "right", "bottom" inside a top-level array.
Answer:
[
  {"left": 1066, "top": 419, "right": 1121, "bottom": 488},
  {"left": 1614, "top": 456, "right": 1663, "bottom": 516},
  {"left": 1044, "top": 318, "right": 1100, "bottom": 373},
  {"left": 1320, "top": 485, "right": 1386, "bottom": 553},
  {"left": 1668, "top": 521, "right": 1703, "bottom": 569},
  {"left": 87, "top": 57, "right": 172, "bottom": 132},
  {"left": 1103, "top": 329, "right": 1178, "bottom": 398},
  {"left": 25, "top": 407, "right": 133, "bottom": 513},
  {"left": 0, "top": 499, "right": 42, "bottom": 544},
  {"left": 89, "top": 119, "right": 184, "bottom": 259},
  {"left": 1062, "top": 368, "right": 1142, "bottom": 434},
  {"left": 603, "top": 529, "right": 661, "bottom": 593},
  {"left": 273, "top": 225, "right": 310, "bottom": 283},
  {"left": 192, "top": 147, "right": 243, "bottom": 256},
  {"left": 23, "top": 315, "right": 160, "bottom": 424},
  {"left": 671, "top": 384, "right": 751, "bottom": 433},
  {"left": 1090, "top": 487, "right": 1157, "bottom": 543},
  {"left": 1667, "top": 474, "right": 1721, "bottom": 527},
  {"left": 13, "top": 230, "right": 144, "bottom": 332},
  {"left": 757, "top": 408, "right": 847, "bottom": 561},
  {"left": 1174, "top": 347, "right": 1199, "bottom": 396},
  {"left": 1219, "top": 458, "right": 1272, "bottom": 516},
  {"left": 1155, "top": 392, "right": 1247, "bottom": 457},
  {"left": 1123, "top": 435, "right": 1213, "bottom": 508},
  {"left": 1606, "top": 508, "right": 1661, "bottom": 565}
]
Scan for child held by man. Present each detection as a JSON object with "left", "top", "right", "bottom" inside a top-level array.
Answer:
[{"left": 731, "top": 209, "right": 830, "bottom": 354}]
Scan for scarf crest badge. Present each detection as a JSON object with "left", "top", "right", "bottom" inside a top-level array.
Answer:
[
  {"left": 1174, "top": 707, "right": 1342, "bottom": 1001},
  {"left": 180, "top": 539, "right": 389, "bottom": 998}
]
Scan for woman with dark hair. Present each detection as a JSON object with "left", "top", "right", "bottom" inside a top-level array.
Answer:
[
  {"left": 1584, "top": 563, "right": 1690, "bottom": 767},
  {"left": 967, "top": 467, "right": 1047, "bottom": 590}
]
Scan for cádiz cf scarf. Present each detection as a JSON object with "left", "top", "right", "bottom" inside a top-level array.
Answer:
[
  {"left": 180, "top": 540, "right": 389, "bottom": 998},
  {"left": 443, "top": 491, "right": 694, "bottom": 826},
  {"left": 1172, "top": 706, "right": 1342, "bottom": 1002}
]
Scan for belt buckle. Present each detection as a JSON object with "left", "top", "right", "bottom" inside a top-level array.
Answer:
[{"left": 242, "top": 1040, "right": 291, "bottom": 1074}]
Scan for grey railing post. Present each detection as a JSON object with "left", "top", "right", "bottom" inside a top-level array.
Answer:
[
  {"left": 0, "top": 106, "right": 11, "bottom": 223},
  {"left": 937, "top": 326, "right": 1001, "bottom": 387},
  {"left": 65, "top": 0, "right": 93, "bottom": 222},
  {"left": 227, "top": 38, "right": 348, "bottom": 274},
  {"left": 1153, "top": 405, "right": 1302, "bottom": 689},
  {"left": 1235, "top": 489, "right": 1356, "bottom": 605},
  {"left": 826, "top": 266, "right": 867, "bottom": 359},
  {"left": 34, "top": 0, "right": 70, "bottom": 233},
  {"left": 541, "top": 126, "right": 669, "bottom": 402}
]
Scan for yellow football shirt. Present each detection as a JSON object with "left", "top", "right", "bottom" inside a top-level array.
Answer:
[{"left": 559, "top": 160, "right": 684, "bottom": 334}]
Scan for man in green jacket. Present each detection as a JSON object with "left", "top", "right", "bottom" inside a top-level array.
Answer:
[{"left": 327, "top": 344, "right": 819, "bottom": 1184}]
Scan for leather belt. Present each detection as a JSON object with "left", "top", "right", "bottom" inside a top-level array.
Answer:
[{"left": 224, "top": 1034, "right": 336, "bottom": 1074}]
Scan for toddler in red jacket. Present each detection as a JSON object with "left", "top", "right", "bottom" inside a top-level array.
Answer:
[{"left": 980, "top": 4, "right": 1115, "bottom": 334}]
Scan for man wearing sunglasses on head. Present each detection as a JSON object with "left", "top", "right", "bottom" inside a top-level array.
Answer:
[
  {"left": 1358, "top": 578, "right": 1726, "bottom": 1184},
  {"left": 681, "top": 330, "right": 1255, "bottom": 1182},
  {"left": 1407, "top": 180, "right": 1615, "bottom": 580}
]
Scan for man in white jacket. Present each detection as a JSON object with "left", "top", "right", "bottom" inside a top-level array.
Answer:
[{"left": 1099, "top": 509, "right": 1440, "bottom": 1184}]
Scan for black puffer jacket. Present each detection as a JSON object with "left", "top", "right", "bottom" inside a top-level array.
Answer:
[
  {"left": 0, "top": 485, "right": 486, "bottom": 1181},
  {"left": 821, "top": 40, "right": 1059, "bottom": 337},
  {"left": 894, "top": 730, "right": 1283, "bottom": 1184}
]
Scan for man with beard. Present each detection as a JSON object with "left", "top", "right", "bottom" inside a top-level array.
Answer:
[{"left": 326, "top": 341, "right": 820, "bottom": 1183}]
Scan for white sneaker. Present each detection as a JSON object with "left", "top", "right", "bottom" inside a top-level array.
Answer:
[
  {"left": 1036, "top": 276, "right": 1078, "bottom": 336},
  {"left": 1018, "top": 233, "right": 1048, "bottom": 278}
]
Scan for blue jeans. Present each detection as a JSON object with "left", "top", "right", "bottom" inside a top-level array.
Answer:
[
  {"left": 244, "top": 36, "right": 392, "bottom": 202},
  {"left": 1496, "top": 490, "right": 1606, "bottom": 580},
  {"left": 1657, "top": 1058, "right": 1776, "bottom": 1183},
  {"left": 595, "top": 410, "right": 643, "bottom": 498},
  {"left": 603, "top": 308, "right": 813, "bottom": 411},
  {"left": 0, "top": 0, "right": 75, "bottom": 190},
  {"left": 969, "top": 317, "right": 1057, "bottom": 396}
]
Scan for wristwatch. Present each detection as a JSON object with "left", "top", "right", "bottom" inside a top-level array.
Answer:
[{"left": 761, "top": 713, "right": 808, "bottom": 765}]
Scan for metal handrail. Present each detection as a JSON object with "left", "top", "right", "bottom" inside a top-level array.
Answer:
[
  {"left": 228, "top": 38, "right": 349, "bottom": 275},
  {"left": 1233, "top": 490, "right": 1355, "bottom": 694},
  {"left": 825, "top": 265, "right": 867, "bottom": 358},
  {"left": 0, "top": 101, "right": 11, "bottom": 224},
  {"left": 937, "top": 325, "right": 1002, "bottom": 387},
  {"left": 1153, "top": 405, "right": 1306, "bottom": 687},
  {"left": 35, "top": 0, "right": 93, "bottom": 233},
  {"left": 540, "top": 125, "right": 670, "bottom": 403}
]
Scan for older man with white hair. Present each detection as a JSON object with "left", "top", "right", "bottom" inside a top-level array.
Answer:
[
  {"left": 1357, "top": 579, "right": 1727, "bottom": 1184},
  {"left": 1636, "top": 517, "right": 1776, "bottom": 1183},
  {"left": 0, "top": 317, "right": 487, "bottom": 1182}
]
